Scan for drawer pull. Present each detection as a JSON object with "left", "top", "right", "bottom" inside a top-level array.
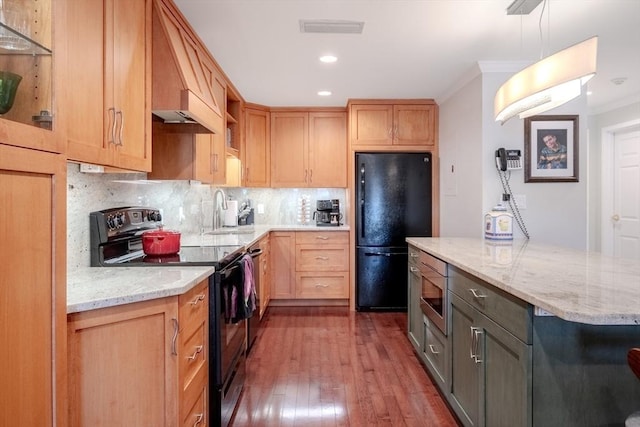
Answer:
[
  {"left": 190, "top": 294, "right": 205, "bottom": 305},
  {"left": 315, "top": 256, "right": 329, "bottom": 260},
  {"left": 315, "top": 236, "right": 329, "bottom": 240},
  {"left": 428, "top": 344, "right": 439, "bottom": 355},
  {"left": 315, "top": 283, "right": 329, "bottom": 288},
  {"left": 410, "top": 252, "right": 419, "bottom": 258},
  {"left": 193, "top": 413, "right": 204, "bottom": 426},
  {"left": 469, "top": 289, "right": 487, "bottom": 299},
  {"left": 410, "top": 266, "right": 419, "bottom": 273},
  {"left": 187, "top": 345, "right": 204, "bottom": 361}
]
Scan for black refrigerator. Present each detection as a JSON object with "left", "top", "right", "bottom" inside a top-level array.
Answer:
[{"left": 355, "top": 152, "right": 432, "bottom": 311}]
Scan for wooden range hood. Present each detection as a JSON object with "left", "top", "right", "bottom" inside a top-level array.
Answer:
[{"left": 151, "top": 0, "right": 223, "bottom": 134}]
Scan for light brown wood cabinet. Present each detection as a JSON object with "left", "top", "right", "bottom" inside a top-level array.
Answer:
[
  {"left": 269, "top": 231, "right": 349, "bottom": 301},
  {"left": 243, "top": 105, "right": 271, "bottom": 187},
  {"left": 294, "top": 231, "right": 349, "bottom": 299},
  {"left": 270, "top": 231, "right": 296, "bottom": 299},
  {"left": 0, "top": 0, "right": 65, "bottom": 154},
  {"left": 67, "top": 279, "right": 210, "bottom": 427},
  {"left": 349, "top": 100, "right": 437, "bottom": 147},
  {"left": 65, "top": 0, "right": 152, "bottom": 172},
  {"left": 270, "top": 109, "right": 347, "bottom": 188},
  {"left": 258, "top": 234, "right": 271, "bottom": 317},
  {"left": 0, "top": 144, "right": 67, "bottom": 427}
]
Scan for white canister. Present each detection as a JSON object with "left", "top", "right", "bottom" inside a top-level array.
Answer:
[{"left": 484, "top": 204, "right": 513, "bottom": 240}]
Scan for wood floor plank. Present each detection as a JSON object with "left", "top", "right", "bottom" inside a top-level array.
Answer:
[{"left": 231, "top": 307, "right": 459, "bottom": 427}]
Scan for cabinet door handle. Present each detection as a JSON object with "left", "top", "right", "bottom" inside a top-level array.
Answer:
[
  {"left": 187, "top": 345, "right": 204, "bottom": 361},
  {"left": 428, "top": 344, "right": 440, "bottom": 355},
  {"left": 193, "top": 413, "right": 204, "bottom": 427},
  {"left": 315, "top": 236, "right": 329, "bottom": 240},
  {"left": 304, "top": 169, "right": 308, "bottom": 183},
  {"left": 315, "top": 256, "right": 329, "bottom": 260},
  {"left": 309, "top": 169, "right": 313, "bottom": 183},
  {"left": 470, "top": 326, "right": 483, "bottom": 363},
  {"left": 212, "top": 153, "right": 218, "bottom": 173},
  {"left": 190, "top": 294, "right": 205, "bottom": 305},
  {"left": 171, "top": 318, "right": 179, "bottom": 356},
  {"left": 469, "top": 289, "right": 487, "bottom": 299},
  {"left": 107, "top": 107, "right": 116, "bottom": 145},
  {"left": 116, "top": 110, "right": 124, "bottom": 146},
  {"left": 315, "top": 283, "right": 329, "bottom": 288}
]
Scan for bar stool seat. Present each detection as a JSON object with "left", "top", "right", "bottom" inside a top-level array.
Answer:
[{"left": 626, "top": 349, "right": 640, "bottom": 427}]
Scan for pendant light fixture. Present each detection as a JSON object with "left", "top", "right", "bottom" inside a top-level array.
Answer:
[{"left": 494, "top": 0, "right": 598, "bottom": 124}]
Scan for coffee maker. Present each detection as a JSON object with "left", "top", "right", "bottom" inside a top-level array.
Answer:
[{"left": 314, "top": 199, "right": 342, "bottom": 226}]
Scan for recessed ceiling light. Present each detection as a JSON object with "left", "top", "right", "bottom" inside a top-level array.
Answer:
[
  {"left": 318, "top": 90, "right": 332, "bottom": 96},
  {"left": 319, "top": 55, "right": 337, "bottom": 63}
]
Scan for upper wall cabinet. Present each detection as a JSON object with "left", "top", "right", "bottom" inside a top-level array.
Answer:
[
  {"left": 270, "top": 109, "right": 347, "bottom": 188},
  {"left": 349, "top": 100, "right": 438, "bottom": 148},
  {"left": 65, "top": 0, "right": 152, "bottom": 172},
  {"left": 0, "top": 0, "right": 65, "bottom": 153},
  {"left": 243, "top": 105, "right": 270, "bottom": 187}
]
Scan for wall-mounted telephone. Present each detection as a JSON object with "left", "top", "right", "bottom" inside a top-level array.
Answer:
[{"left": 495, "top": 148, "right": 522, "bottom": 171}]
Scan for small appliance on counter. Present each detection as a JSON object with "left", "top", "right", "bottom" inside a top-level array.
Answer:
[{"left": 314, "top": 199, "right": 342, "bottom": 226}]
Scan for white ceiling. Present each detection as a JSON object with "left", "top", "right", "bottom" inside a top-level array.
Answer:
[{"left": 174, "top": 0, "right": 640, "bottom": 115}]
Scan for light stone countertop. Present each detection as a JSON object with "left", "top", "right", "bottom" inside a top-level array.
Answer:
[
  {"left": 407, "top": 237, "right": 640, "bottom": 325},
  {"left": 68, "top": 225, "right": 350, "bottom": 314},
  {"left": 67, "top": 267, "right": 214, "bottom": 314}
]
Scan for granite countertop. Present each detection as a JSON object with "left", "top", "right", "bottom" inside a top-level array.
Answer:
[
  {"left": 406, "top": 237, "right": 640, "bottom": 326},
  {"left": 67, "top": 266, "right": 214, "bottom": 314},
  {"left": 68, "top": 224, "right": 350, "bottom": 314}
]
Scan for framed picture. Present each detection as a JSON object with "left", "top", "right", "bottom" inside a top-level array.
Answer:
[{"left": 524, "top": 115, "right": 579, "bottom": 183}]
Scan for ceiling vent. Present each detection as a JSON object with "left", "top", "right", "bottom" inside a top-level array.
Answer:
[
  {"left": 506, "top": 0, "right": 543, "bottom": 15},
  {"left": 299, "top": 19, "right": 365, "bottom": 34}
]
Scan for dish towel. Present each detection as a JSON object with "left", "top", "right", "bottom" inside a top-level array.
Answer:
[{"left": 241, "top": 253, "right": 257, "bottom": 316}]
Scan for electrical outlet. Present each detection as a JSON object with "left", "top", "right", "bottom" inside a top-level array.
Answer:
[
  {"left": 514, "top": 194, "right": 527, "bottom": 209},
  {"left": 257, "top": 203, "right": 265, "bottom": 214},
  {"left": 80, "top": 163, "right": 104, "bottom": 173}
]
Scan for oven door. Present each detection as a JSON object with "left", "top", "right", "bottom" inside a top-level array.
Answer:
[
  {"left": 420, "top": 269, "right": 447, "bottom": 335},
  {"left": 217, "top": 260, "right": 247, "bottom": 385}
]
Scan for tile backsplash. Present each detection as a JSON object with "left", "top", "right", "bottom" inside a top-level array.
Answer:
[{"left": 67, "top": 163, "right": 346, "bottom": 269}]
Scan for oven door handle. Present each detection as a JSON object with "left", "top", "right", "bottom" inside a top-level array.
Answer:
[{"left": 248, "top": 248, "right": 263, "bottom": 258}]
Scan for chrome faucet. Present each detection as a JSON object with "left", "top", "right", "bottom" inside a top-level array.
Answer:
[{"left": 213, "top": 188, "right": 228, "bottom": 231}]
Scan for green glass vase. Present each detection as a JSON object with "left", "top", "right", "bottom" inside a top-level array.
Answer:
[{"left": 0, "top": 71, "right": 22, "bottom": 114}]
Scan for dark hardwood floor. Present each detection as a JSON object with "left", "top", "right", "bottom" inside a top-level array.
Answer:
[{"left": 231, "top": 306, "right": 459, "bottom": 427}]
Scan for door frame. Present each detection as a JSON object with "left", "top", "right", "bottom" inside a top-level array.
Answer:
[{"left": 600, "top": 119, "right": 640, "bottom": 256}]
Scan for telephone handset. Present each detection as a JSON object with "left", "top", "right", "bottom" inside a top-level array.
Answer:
[{"left": 495, "top": 148, "right": 522, "bottom": 171}]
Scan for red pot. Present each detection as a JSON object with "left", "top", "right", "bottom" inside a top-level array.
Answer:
[{"left": 141, "top": 228, "right": 181, "bottom": 256}]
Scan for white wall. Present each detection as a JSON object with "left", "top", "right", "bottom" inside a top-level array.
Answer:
[
  {"left": 439, "top": 65, "right": 589, "bottom": 249},
  {"left": 439, "top": 74, "right": 484, "bottom": 237}
]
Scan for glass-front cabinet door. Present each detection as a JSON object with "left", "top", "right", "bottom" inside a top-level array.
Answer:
[{"left": 0, "top": 0, "right": 63, "bottom": 153}]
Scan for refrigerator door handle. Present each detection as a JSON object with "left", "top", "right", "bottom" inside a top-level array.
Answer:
[
  {"left": 360, "top": 163, "right": 365, "bottom": 239},
  {"left": 364, "top": 251, "right": 408, "bottom": 257}
]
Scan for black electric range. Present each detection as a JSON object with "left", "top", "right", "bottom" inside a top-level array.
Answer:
[{"left": 89, "top": 206, "right": 244, "bottom": 267}]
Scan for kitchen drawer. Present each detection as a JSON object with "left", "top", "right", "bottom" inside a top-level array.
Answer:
[
  {"left": 180, "top": 320, "right": 207, "bottom": 389},
  {"left": 449, "top": 266, "right": 532, "bottom": 344},
  {"left": 422, "top": 316, "right": 447, "bottom": 388},
  {"left": 409, "top": 245, "right": 421, "bottom": 267},
  {"left": 419, "top": 251, "right": 448, "bottom": 276},
  {"left": 181, "top": 371, "right": 207, "bottom": 427},
  {"left": 179, "top": 279, "right": 208, "bottom": 332},
  {"left": 295, "top": 272, "right": 349, "bottom": 298},
  {"left": 295, "top": 245, "right": 348, "bottom": 271},
  {"left": 295, "top": 230, "right": 349, "bottom": 245}
]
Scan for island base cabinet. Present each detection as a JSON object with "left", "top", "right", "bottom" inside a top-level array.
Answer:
[
  {"left": 67, "top": 298, "right": 179, "bottom": 426},
  {"left": 532, "top": 316, "right": 640, "bottom": 427},
  {"left": 449, "top": 292, "right": 531, "bottom": 427}
]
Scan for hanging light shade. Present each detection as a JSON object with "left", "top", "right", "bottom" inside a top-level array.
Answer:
[{"left": 494, "top": 36, "right": 598, "bottom": 124}]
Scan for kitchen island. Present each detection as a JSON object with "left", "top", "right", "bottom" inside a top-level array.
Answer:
[{"left": 406, "top": 237, "right": 640, "bottom": 427}]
